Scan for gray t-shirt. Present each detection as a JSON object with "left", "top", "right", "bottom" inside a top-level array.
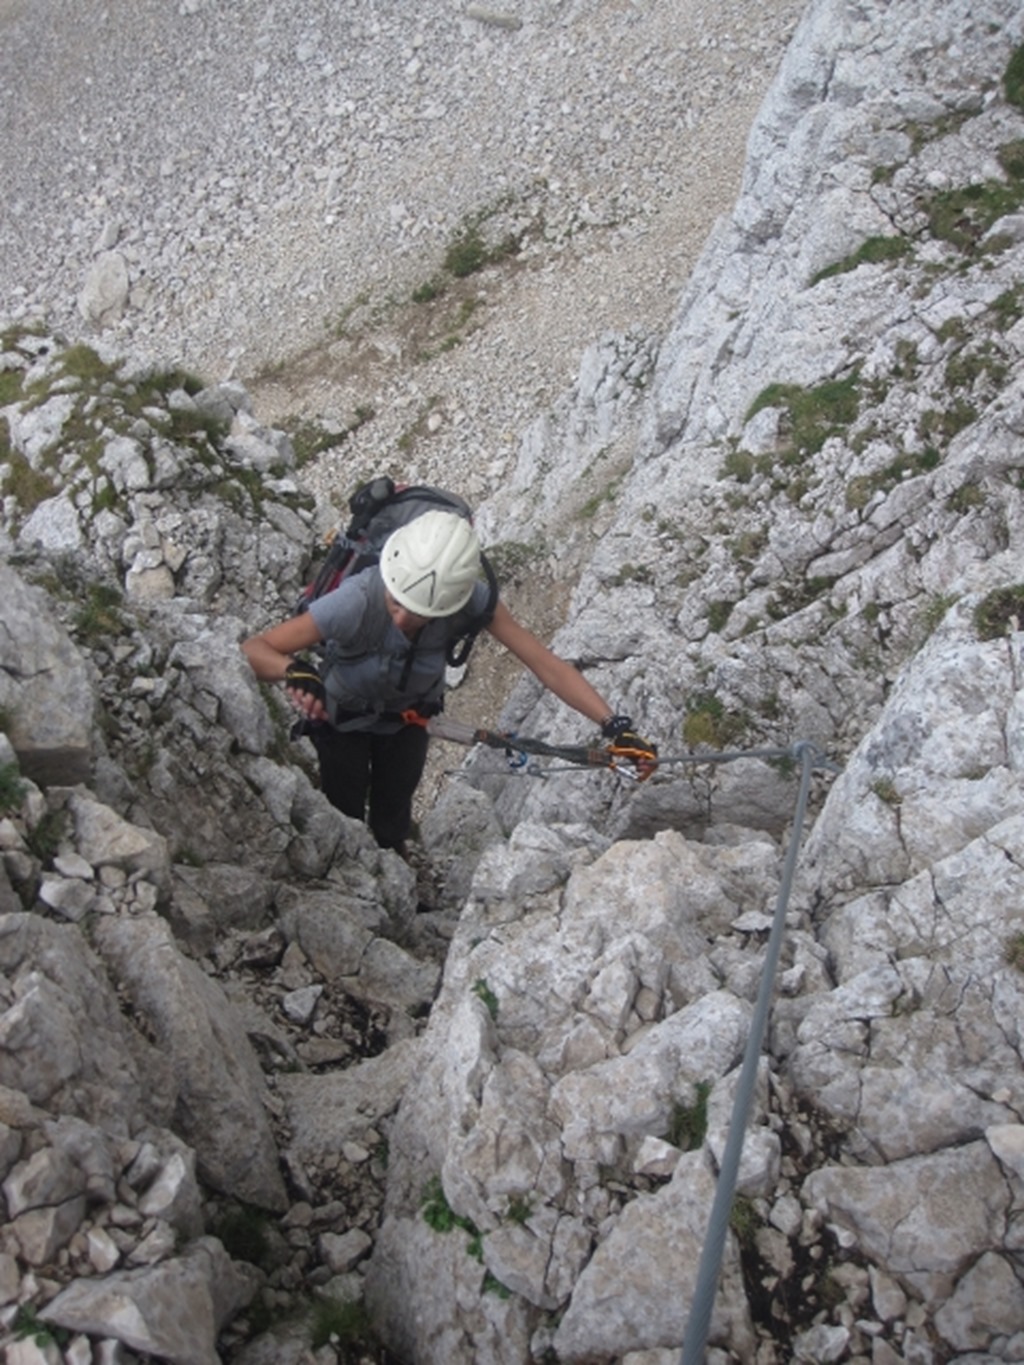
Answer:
[{"left": 308, "top": 568, "right": 494, "bottom": 729}]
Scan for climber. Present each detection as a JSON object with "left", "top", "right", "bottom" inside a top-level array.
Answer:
[{"left": 241, "top": 509, "right": 657, "bottom": 851}]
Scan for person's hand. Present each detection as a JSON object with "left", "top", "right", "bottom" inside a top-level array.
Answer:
[
  {"left": 601, "top": 714, "right": 658, "bottom": 780},
  {"left": 284, "top": 657, "right": 328, "bottom": 723}
]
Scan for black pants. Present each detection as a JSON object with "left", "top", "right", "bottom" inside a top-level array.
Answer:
[{"left": 310, "top": 723, "right": 430, "bottom": 849}]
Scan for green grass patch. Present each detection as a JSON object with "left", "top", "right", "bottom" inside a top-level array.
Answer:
[
  {"left": 944, "top": 343, "right": 1009, "bottom": 394},
  {"left": 925, "top": 173, "right": 1024, "bottom": 252},
  {"left": 0, "top": 367, "right": 24, "bottom": 405},
  {"left": 766, "top": 575, "right": 838, "bottom": 621},
  {"left": 1005, "top": 931, "right": 1024, "bottom": 971},
  {"left": 412, "top": 277, "right": 446, "bottom": 304},
  {"left": 682, "top": 693, "right": 749, "bottom": 749},
  {"left": 917, "top": 400, "right": 978, "bottom": 446},
  {"left": 485, "top": 538, "right": 545, "bottom": 585},
  {"left": 720, "top": 448, "right": 755, "bottom": 483},
  {"left": 810, "top": 234, "right": 911, "bottom": 286},
  {"left": 483, "top": 1272, "right": 513, "bottom": 1298},
  {"left": 989, "top": 284, "right": 1024, "bottom": 331},
  {"left": 974, "top": 584, "right": 1024, "bottom": 640},
  {"left": 284, "top": 406, "right": 374, "bottom": 468},
  {"left": 505, "top": 1194, "right": 533, "bottom": 1225},
  {"left": 310, "top": 1297, "right": 375, "bottom": 1353},
  {"left": 444, "top": 225, "right": 489, "bottom": 278},
  {"left": 579, "top": 477, "right": 622, "bottom": 518},
  {"left": 73, "top": 582, "right": 126, "bottom": 644},
  {"left": 919, "top": 593, "right": 959, "bottom": 637},
  {"left": 745, "top": 372, "right": 861, "bottom": 463},
  {"left": 441, "top": 201, "right": 523, "bottom": 281},
  {"left": 871, "top": 778, "right": 902, "bottom": 807},
  {"left": 947, "top": 482, "right": 985, "bottom": 513},
  {"left": 846, "top": 443, "right": 944, "bottom": 511},
  {"left": 0, "top": 450, "right": 56, "bottom": 517},
  {"left": 56, "top": 342, "right": 120, "bottom": 385}
]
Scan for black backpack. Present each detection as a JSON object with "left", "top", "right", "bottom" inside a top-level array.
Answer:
[{"left": 297, "top": 476, "right": 499, "bottom": 667}]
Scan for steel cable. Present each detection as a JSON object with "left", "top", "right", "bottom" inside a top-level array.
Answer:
[{"left": 679, "top": 739, "right": 820, "bottom": 1365}]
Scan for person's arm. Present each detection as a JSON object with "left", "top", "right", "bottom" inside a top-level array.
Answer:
[
  {"left": 242, "top": 614, "right": 328, "bottom": 721},
  {"left": 486, "top": 601, "right": 614, "bottom": 725},
  {"left": 486, "top": 602, "right": 658, "bottom": 776}
]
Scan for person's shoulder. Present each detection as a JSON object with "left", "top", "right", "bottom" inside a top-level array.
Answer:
[{"left": 309, "top": 568, "right": 380, "bottom": 626}]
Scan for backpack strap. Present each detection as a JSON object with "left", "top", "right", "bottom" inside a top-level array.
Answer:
[{"left": 446, "top": 551, "right": 499, "bottom": 668}]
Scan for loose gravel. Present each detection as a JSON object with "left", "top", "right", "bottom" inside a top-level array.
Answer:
[{"left": 1, "top": 0, "right": 806, "bottom": 516}]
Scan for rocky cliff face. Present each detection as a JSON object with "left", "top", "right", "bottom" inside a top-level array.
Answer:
[{"left": 2, "top": 0, "right": 1024, "bottom": 1363}]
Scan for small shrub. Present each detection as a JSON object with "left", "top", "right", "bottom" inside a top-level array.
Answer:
[
  {"left": 998, "top": 138, "right": 1024, "bottom": 181},
  {"left": 730, "top": 528, "right": 766, "bottom": 564},
  {"left": 13, "top": 1305, "right": 69, "bottom": 1348},
  {"left": 1004, "top": 44, "right": 1024, "bottom": 107},
  {"left": 720, "top": 449, "right": 755, "bottom": 483},
  {"left": 210, "top": 1203, "right": 272, "bottom": 1266},
  {"left": 667, "top": 1080, "right": 712, "bottom": 1151},
  {"left": 845, "top": 474, "right": 874, "bottom": 512},
  {"left": 946, "top": 482, "right": 985, "bottom": 513},
  {"left": 706, "top": 599, "right": 736, "bottom": 633},
  {"left": 990, "top": 284, "right": 1024, "bottom": 331},
  {"left": 0, "top": 762, "right": 27, "bottom": 815},
  {"left": 973, "top": 584, "right": 1024, "bottom": 640},
  {"left": 729, "top": 1195, "right": 758, "bottom": 1250},
  {"left": 421, "top": 1176, "right": 479, "bottom": 1240},
  {"left": 611, "top": 562, "right": 653, "bottom": 587},
  {"left": 579, "top": 477, "right": 621, "bottom": 518},
  {"left": 26, "top": 809, "right": 66, "bottom": 861},
  {"left": 506, "top": 1194, "right": 533, "bottom": 1225},
  {"left": 485, "top": 538, "right": 544, "bottom": 585},
  {"left": 73, "top": 582, "right": 126, "bottom": 644},
  {"left": 412, "top": 277, "right": 446, "bottom": 304},
  {"left": 472, "top": 978, "right": 499, "bottom": 1020},
  {"left": 766, "top": 574, "right": 838, "bottom": 621},
  {"left": 444, "top": 226, "right": 488, "bottom": 278}
]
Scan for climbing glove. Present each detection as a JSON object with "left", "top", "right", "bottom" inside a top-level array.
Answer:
[
  {"left": 284, "top": 657, "right": 326, "bottom": 707},
  {"left": 601, "top": 714, "right": 659, "bottom": 779}
]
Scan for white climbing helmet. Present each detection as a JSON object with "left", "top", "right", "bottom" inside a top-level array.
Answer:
[{"left": 380, "top": 510, "right": 481, "bottom": 617}]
